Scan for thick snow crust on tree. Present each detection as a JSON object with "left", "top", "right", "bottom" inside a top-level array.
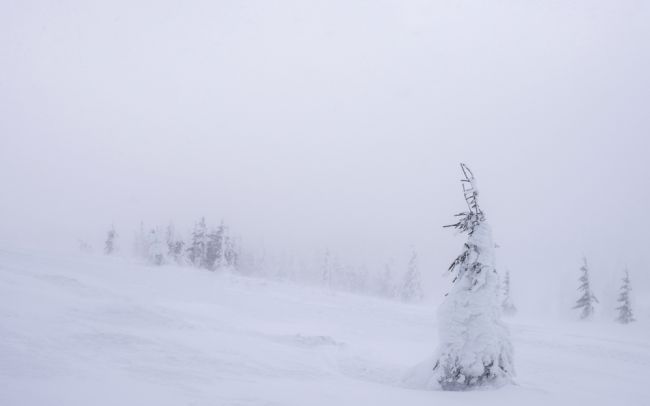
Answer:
[{"left": 406, "top": 222, "right": 513, "bottom": 390}]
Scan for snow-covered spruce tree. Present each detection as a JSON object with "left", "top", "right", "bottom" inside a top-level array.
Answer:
[
  {"left": 187, "top": 217, "right": 208, "bottom": 267},
  {"left": 104, "top": 225, "right": 118, "bottom": 255},
  {"left": 205, "top": 224, "right": 225, "bottom": 271},
  {"left": 401, "top": 250, "right": 423, "bottom": 302},
  {"left": 165, "top": 223, "right": 185, "bottom": 264},
  {"left": 223, "top": 231, "right": 238, "bottom": 269},
  {"left": 501, "top": 270, "right": 517, "bottom": 316},
  {"left": 615, "top": 269, "right": 635, "bottom": 324},
  {"left": 146, "top": 227, "right": 166, "bottom": 266},
  {"left": 432, "top": 163, "right": 513, "bottom": 390},
  {"left": 573, "top": 257, "right": 598, "bottom": 320}
]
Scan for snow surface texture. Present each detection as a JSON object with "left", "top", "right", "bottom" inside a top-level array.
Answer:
[{"left": 0, "top": 249, "right": 649, "bottom": 405}]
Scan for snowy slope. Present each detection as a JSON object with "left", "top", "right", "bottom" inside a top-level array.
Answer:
[{"left": 0, "top": 249, "right": 648, "bottom": 405}]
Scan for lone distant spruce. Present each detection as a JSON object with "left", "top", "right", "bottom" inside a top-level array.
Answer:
[
  {"left": 431, "top": 163, "right": 513, "bottom": 390},
  {"left": 501, "top": 270, "right": 517, "bottom": 316},
  {"left": 104, "top": 225, "right": 117, "bottom": 255},
  {"left": 574, "top": 257, "right": 598, "bottom": 320},
  {"left": 400, "top": 249, "right": 424, "bottom": 302},
  {"left": 146, "top": 227, "right": 166, "bottom": 266},
  {"left": 187, "top": 217, "right": 208, "bottom": 267},
  {"left": 615, "top": 269, "right": 635, "bottom": 324}
]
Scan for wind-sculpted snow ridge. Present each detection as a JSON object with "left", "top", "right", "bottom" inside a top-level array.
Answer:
[{"left": 0, "top": 249, "right": 649, "bottom": 405}]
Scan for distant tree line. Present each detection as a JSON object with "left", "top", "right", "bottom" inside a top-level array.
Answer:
[
  {"left": 316, "top": 248, "right": 425, "bottom": 302},
  {"left": 103, "top": 217, "right": 239, "bottom": 271},
  {"left": 99, "top": 220, "right": 425, "bottom": 301},
  {"left": 98, "top": 220, "right": 636, "bottom": 323}
]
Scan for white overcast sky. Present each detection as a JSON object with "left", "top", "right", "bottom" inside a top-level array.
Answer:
[{"left": 1, "top": 1, "right": 649, "bottom": 315}]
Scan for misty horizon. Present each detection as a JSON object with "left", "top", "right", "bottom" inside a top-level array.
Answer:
[{"left": 2, "top": 0, "right": 649, "bottom": 319}]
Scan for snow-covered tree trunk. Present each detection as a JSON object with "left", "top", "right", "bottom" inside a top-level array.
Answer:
[
  {"left": 573, "top": 257, "right": 598, "bottom": 320},
  {"left": 615, "top": 269, "right": 635, "bottom": 324},
  {"left": 431, "top": 163, "right": 513, "bottom": 390}
]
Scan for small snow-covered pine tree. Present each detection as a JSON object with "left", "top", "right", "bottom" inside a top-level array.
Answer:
[
  {"left": 432, "top": 163, "right": 513, "bottom": 390},
  {"left": 400, "top": 250, "right": 423, "bottom": 302},
  {"left": 615, "top": 269, "right": 635, "bottom": 324},
  {"left": 104, "top": 225, "right": 117, "bottom": 255},
  {"left": 165, "top": 223, "right": 185, "bottom": 264},
  {"left": 187, "top": 217, "right": 208, "bottom": 267},
  {"left": 501, "top": 270, "right": 517, "bottom": 316},
  {"left": 223, "top": 226, "right": 239, "bottom": 269},
  {"left": 573, "top": 257, "right": 598, "bottom": 320},
  {"left": 146, "top": 227, "right": 166, "bottom": 266},
  {"left": 205, "top": 224, "right": 225, "bottom": 270}
]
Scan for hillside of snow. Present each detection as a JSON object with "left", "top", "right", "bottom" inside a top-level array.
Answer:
[{"left": 0, "top": 249, "right": 648, "bottom": 405}]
